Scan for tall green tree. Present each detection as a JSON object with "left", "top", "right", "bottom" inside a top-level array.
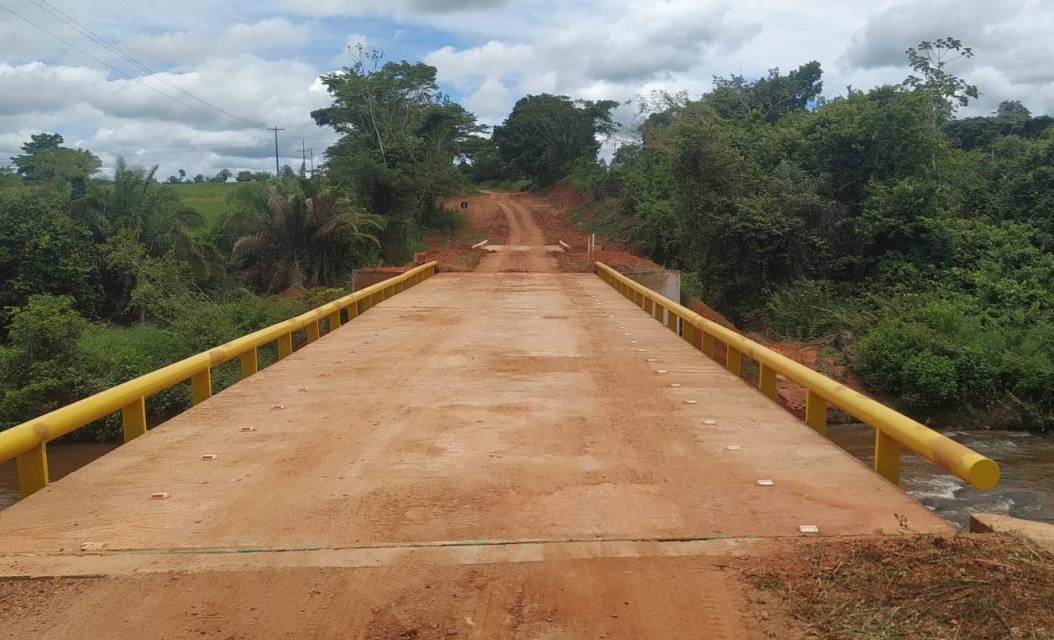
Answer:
[
  {"left": 492, "top": 94, "right": 618, "bottom": 188},
  {"left": 11, "top": 132, "right": 101, "bottom": 186},
  {"left": 902, "top": 37, "right": 978, "bottom": 120},
  {"left": 709, "top": 62, "right": 823, "bottom": 123},
  {"left": 312, "top": 48, "right": 484, "bottom": 261}
]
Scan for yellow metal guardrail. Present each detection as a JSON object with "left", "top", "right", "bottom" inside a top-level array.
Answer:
[
  {"left": 0, "top": 262, "right": 437, "bottom": 498},
  {"left": 595, "top": 262, "right": 1000, "bottom": 491}
]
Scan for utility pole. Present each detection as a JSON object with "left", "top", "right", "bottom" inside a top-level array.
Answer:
[
  {"left": 300, "top": 138, "right": 307, "bottom": 177},
  {"left": 267, "top": 126, "right": 285, "bottom": 177}
]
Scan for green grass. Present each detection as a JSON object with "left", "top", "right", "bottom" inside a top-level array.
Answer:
[{"left": 171, "top": 182, "right": 236, "bottom": 228}]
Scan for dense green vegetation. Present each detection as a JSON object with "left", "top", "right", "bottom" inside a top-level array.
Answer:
[
  {"left": 0, "top": 50, "right": 483, "bottom": 438},
  {"left": 565, "top": 39, "right": 1054, "bottom": 430}
]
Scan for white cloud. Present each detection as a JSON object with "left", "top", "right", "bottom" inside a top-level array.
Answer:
[
  {"left": 120, "top": 18, "right": 312, "bottom": 66},
  {"left": 2, "top": 0, "right": 1054, "bottom": 181},
  {"left": 424, "top": 0, "right": 759, "bottom": 125},
  {"left": 463, "top": 78, "right": 513, "bottom": 124},
  {"left": 279, "top": 0, "right": 508, "bottom": 18},
  {"left": 841, "top": 0, "right": 1054, "bottom": 114},
  {"left": 0, "top": 55, "right": 337, "bottom": 178}
]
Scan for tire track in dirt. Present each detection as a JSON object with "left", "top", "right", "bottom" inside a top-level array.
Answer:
[{"left": 474, "top": 192, "right": 559, "bottom": 273}]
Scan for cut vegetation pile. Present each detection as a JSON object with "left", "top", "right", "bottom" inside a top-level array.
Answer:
[{"left": 744, "top": 533, "right": 1054, "bottom": 639}]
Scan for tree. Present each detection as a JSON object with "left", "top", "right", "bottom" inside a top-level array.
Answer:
[
  {"left": 72, "top": 158, "right": 217, "bottom": 285},
  {"left": 492, "top": 94, "right": 618, "bottom": 188},
  {"left": 236, "top": 170, "right": 254, "bottom": 182},
  {"left": 227, "top": 179, "right": 383, "bottom": 291},
  {"left": 902, "top": 37, "right": 978, "bottom": 120},
  {"left": 178, "top": 169, "right": 186, "bottom": 182},
  {"left": 709, "top": 62, "right": 823, "bottom": 123},
  {"left": 312, "top": 48, "right": 466, "bottom": 167},
  {"left": 213, "top": 168, "right": 232, "bottom": 183},
  {"left": 312, "top": 48, "right": 485, "bottom": 260},
  {"left": 11, "top": 132, "right": 101, "bottom": 185},
  {"left": 0, "top": 189, "right": 103, "bottom": 327}
]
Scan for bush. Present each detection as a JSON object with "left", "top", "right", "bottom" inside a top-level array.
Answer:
[
  {"left": 0, "top": 295, "right": 98, "bottom": 431},
  {"left": 78, "top": 323, "right": 187, "bottom": 439},
  {"left": 423, "top": 205, "right": 466, "bottom": 233},
  {"left": 754, "top": 279, "right": 858, "bottom": 340},
  {"left": 854, "top": 300, "right": 1004, "bottom": 415}
]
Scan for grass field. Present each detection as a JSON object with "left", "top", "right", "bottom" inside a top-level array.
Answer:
[{"left": 171, "top": 182, "right": 236, "bottom": 228}]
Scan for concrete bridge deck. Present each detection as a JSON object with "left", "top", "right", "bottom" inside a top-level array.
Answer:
[{"left": 0, "top": 272, "right": 953, "bottom": 639}]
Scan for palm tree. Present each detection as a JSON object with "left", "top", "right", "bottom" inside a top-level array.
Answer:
[
  {"left": 228, "top": 179, "right": 382, "bottom": 292},
  {"left": 71, "top": 158, "right": 218, "bottom": 277}
]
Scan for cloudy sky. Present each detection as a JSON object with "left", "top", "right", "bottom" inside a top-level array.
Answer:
[{"left": 1, "top": 0, "right": 1052, "bottom": 179}]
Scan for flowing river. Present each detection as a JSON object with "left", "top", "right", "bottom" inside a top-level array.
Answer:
[
  {"left": 1, "top": 430, "right": 1052, "bottom": 529},
  {"left": 827, "top": 425, "right": 1054, "bottom": 528}
]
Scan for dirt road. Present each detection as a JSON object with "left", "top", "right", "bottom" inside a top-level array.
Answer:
[
  {"left": 473, "top": 191, "right": 560, "bottom": 272},
  {"left": 0, "top": 194, "right": 953, "bottom": 638}
]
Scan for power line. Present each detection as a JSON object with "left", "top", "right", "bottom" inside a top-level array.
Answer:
[
  {"left": 27, "top": 0, "right": 264, "bottom": 128},
  {"left": 0, "top": 2, "right": 225, "bottom": 123},
  {"left": 0, "top": 2, "right": 265, "bottom": 130}
]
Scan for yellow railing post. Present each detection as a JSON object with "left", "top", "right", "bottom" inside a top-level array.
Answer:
[
  {"left": 759, "top": 363, "right": 777, "bottom": 400},
  {"left": 726, "top": 345, "right": 743, "bottom": 377},
  {"left": 805, "top": 390, "right": 826, "bottom": 435},
  {"left": 874, "top": 431, "right": 902, "bottom": 485},
  {"left": 682, "top": 321, "right": 697, "bottom": 348},
  {"left": 240, "top": 349, "right": 258, "bottom": 379},
  {"left": 666, "top": 309, "right": 677, "bottom": 332},
  {"left": 348, "top": 302, "right": 359, "bottom": 320},
  {"left": 121, "top": 397, "right": 147, "bottom": 442},
  {"left": 17, "top": 442, "right": 48, "bottom": 497},
  {"left": 702, "top": 332, "right": 716, "bottom": 359},
  {"left": 277, "top": 333, "right": 293, "bottom": 360},
  {"left": 306, "top": 319, "right": 321, "bottom": 343},
  {"left": 652, "top": 301, "right": 663, "bottom": 322},
  {"left": 191, "top": 369, "right": 212, "bottom": 405},
  {"left": 327, "top": 310, "right": 341, "bottom": 332}
]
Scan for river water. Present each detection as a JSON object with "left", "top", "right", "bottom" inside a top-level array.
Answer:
[
  {"left": 1, "top": 430, "right": 1052, "bottom": 529},
  {"left": 827, "top": 425, "right": 1054, "bottom": 529}
]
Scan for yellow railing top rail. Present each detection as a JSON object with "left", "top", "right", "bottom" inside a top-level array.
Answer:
[
  {"left": 0, "top": 262, "right": 437, "bottom": 468},
  {"left": 594, "top": 262, "right": 1000, "bottom": 491}
]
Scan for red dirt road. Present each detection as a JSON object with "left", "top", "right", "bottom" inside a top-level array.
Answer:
[{"left": 0, "top": 192, "right": 953, "bottom": 639}]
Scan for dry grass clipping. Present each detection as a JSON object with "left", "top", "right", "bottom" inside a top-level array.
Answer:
[{"left": 744, "top": 533, "right": 1054, "bottom": 639}]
